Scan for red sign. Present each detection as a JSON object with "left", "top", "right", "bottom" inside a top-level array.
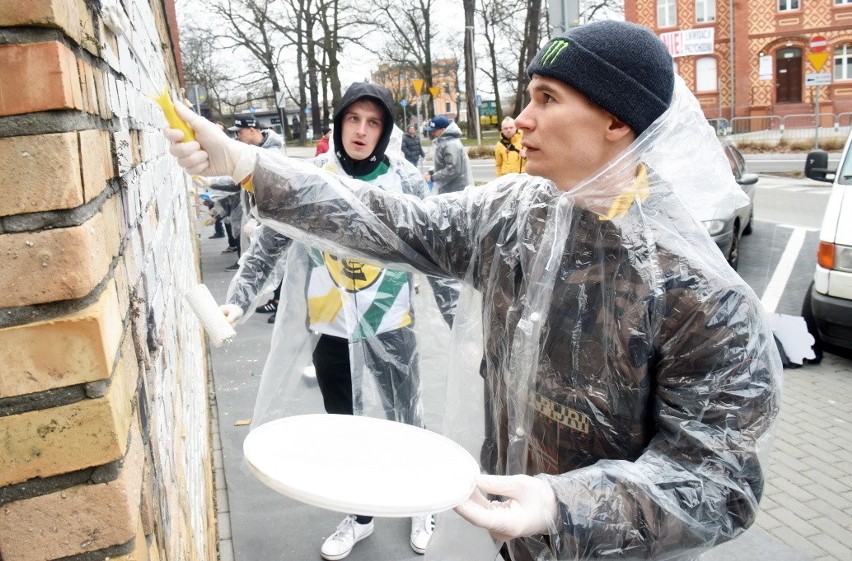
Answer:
[{"left": 810, "top": 35, "right": 827, "bottom": 53}]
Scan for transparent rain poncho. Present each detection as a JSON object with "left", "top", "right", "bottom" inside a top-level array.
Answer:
[{"left": 243, "top": 78, "right": 782, "bottom": 560}]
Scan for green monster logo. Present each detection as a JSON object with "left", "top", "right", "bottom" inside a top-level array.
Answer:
[{"left": 541, "top": 39, "right": 569, "bottom": 65}]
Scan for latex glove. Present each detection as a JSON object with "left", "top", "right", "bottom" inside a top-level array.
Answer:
[
  {"left": 163, "top": 102, "right": 259, "bottom": 182},
  {"left": 242, "top": 219, "right": 258, "bottom": 238},
  {"left": 454, "top": 474, "right": 558, "bottom": 543},
  {"left": 220, "top": 304, "right": 244, "bottom": 326}
]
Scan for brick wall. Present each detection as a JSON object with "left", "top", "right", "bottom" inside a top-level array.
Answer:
[{"left": 0, "top": 1, "right": 215, "bottom": 560}]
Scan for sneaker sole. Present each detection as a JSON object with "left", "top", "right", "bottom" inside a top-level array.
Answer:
[
  {"left": 410, "top": 536, "right": 427, "bottom": 555},
  {"left": 320, "top": 526, "right": 374, "bottom": 561}
]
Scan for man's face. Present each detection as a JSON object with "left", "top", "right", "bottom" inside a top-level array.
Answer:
[
  {"left": 340, "top": 100, "right": 384, "bottom": 160},
  {"left": 515, "top": 75, "right": 617, "bottom": 190},
  {"left": 236, "top": 127, "right": 262, "bottom": 145},
  {"left": 407, "top": 126, "right": 416, "bottom": 137},
  {"left": 500, "top": 119, "right": 517, "bottom": 139}
]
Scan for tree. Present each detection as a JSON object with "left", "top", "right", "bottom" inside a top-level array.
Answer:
[
  {"left": 179, "top": 24, "right": 234, "bottom": 119},
  {"left": 371, "top": 0, "right": 438, "bottom": 118},
  {"left": 477, "top": 0, "right": 526, "bottom": 124},
  {"left": 462, "top": 0, "right": 476, "bottom": 139},
  {"left": 511, "top": 0, "right": 542, "bottom": 117}
]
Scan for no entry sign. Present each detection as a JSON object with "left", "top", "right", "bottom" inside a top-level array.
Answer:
[{"left": 810, "top": 35, "right": 827, "bottom": 53}]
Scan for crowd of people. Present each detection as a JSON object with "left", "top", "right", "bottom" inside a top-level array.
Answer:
[{"left": 170, "top": 20, "right": 781, "bottom": 561}]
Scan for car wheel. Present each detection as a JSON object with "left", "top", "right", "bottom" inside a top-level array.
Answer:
[
  {"left": 743, "top": 208, "right": 753, "bottom": 235},
  {"left": 727, "top": 224, "right": 740, "bottom": 270},
  {"left": 801, "top": 283, "right": 823, "bottom": 364}
]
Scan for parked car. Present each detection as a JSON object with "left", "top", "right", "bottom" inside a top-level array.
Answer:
[
  {"left": 695, "top": 140, "right": 757, "bottom": 269},
  {"left": 801, "top": 142, "right": 852, "bottom": 358}
]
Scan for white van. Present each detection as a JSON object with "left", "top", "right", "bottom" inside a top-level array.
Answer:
[{"left": 802, "top": 141, "right": 852, "bottom": 357}]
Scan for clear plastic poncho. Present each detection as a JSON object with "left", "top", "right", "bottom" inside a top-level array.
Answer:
[{"left": 243, "top": 78, "right": 782, "bottom": 560}]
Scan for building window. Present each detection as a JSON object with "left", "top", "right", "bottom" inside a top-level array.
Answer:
[
  {"left": 835, "top": 0, "right": 852, "bottom": 5},
  {"left": 444, "top": 83, "right": 451, "bottom": 94},
  {"left": 696, "top": 57, "right": 717, "bottom": 91},
  {"left": 778, "top": 0, "right": 799, "bottom": 11},
  {"left": 696, "top": 0, "right": 716, "bottom": 22},
  {"left": 835, "top": 44, "right": 852, "bottom": 81},
  {"left": 445, "top": 102, "right": 452, "bottom": 112},
  {"left": 657, "top": 0, "right": 676, "bottom": 27}
]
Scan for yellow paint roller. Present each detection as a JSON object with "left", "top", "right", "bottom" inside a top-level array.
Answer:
[{"left": 154, "top": 86, "right": 195, "bottom": 142}]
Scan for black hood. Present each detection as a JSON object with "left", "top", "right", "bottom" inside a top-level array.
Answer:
[{"left": 332, "top": 82, "right": 395, "bottom": 177}]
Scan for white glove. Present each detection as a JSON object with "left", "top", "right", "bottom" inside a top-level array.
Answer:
[
  {"left": 220, "top": 304, "right": 244, "bottom": 326},
  {"left": 163, "top": 102, "right": 259, "bottom": 182},
  {"left": 242, "top": 219, "right": 258, "bottom": 238},
  {"left": 454, "top": 474, "right": 558, "bottom": 542}
]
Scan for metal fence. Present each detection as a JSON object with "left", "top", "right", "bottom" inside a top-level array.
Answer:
[{"left": 717, "top": 112, "right": 851, "bottom": 147}]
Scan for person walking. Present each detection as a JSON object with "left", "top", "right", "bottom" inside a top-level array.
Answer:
[
  {"left": 422, "top": 116, "right": 473, "bottom": 194},
  {"left": 401, "top": 124, "right": 425, "bottom": 167},
  {"left": 218, "top": 84, "right": 441, "bottom": 560}
]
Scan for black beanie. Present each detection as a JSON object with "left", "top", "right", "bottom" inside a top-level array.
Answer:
[{"left": 527, "top": 20, "right": 674, "bottom": 136}]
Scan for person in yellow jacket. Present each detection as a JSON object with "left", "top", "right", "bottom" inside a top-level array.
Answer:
[{"left": 494, "top": 116, "right": 527, "bottom": 176}]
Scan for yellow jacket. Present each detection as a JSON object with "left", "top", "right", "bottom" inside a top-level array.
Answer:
[{"left": 494, "top": 131, "right": 526, "bottom": 176}]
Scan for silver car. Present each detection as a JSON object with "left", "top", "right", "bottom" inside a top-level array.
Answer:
[{"left": 699, "top": 141, "right": 757, "bottom": 269}]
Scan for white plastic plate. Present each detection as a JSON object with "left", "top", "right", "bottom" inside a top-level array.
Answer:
[{"left": 243, "top": 414, "right": 480, "bottom": 517}]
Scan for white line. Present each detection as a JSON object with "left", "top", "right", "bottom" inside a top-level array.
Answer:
[{"left": 760, "top": 227, "right": 807, "bottom": 313}]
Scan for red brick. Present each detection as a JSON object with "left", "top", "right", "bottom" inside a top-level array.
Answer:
[
  {"left": 0, "top": 132, "right": 83, "bottom": 216},
  {"left": 0, "top": 421, "right": 143, "bottom": 561},
  {"left": 0, "top": 205, "right": 120, "bottom": 307},
  {"left": 0, "top": 0, "right": 81, "bottom": 44},
  {"left": 79, "top": 128, "right": 114, "bottom": 203},
  {"left": 0, "top": 345, "right": 133, "bottom": 486},
  {"left": 0, "top": 41, "right": 83, "bottom": 117},
  {"left": 0, "top": 282, "right": 121, "bottom": 398}
]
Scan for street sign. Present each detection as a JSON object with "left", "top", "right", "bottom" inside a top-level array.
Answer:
[
  {"left": 429, "top": 86, "right": 441, "bottom": 98},
  {"left": 400, "top": 99, "right": 409, "bottom": 107},
  {"left": 805, "top": 72, "right": 832, "bottom": 86},
  {"left": 248, "top": 106, "right": 256, "bottom": 113},
  {"left": 810, "top": 35, "right": 827, "bottom": 53},
  {"left": 807, "top": 52, "right": 829, "bottom": 72},
  {"left": 271, "top": 117, "right": 281, "bottom": 124},
  {"left": 475, "top": 94, "right": 482, "bottom": 107},
  {"left": 412, "top": 79, "right": 424, "bottom": 96}
]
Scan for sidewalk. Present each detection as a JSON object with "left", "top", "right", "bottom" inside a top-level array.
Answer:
[{"left": 199, "top": 222, "right": 851, "bottom": 561}]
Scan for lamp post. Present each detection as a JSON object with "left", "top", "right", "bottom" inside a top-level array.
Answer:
[{"left": 465, "top": 25, "right": 481, "bottom": 146}]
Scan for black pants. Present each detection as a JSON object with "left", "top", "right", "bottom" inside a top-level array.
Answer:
[{"left": 312, "top": 330, "right": 422, "bottom": 426}]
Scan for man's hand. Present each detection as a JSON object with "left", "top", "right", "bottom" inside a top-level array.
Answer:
[
  {"left": 220, "top": 304, "right": 244, "bottom": 326},
  {"left": 163, "top": 103, "right": 258, "bottom": 182},
  {"left": 454, "top": 474, "right": 558, "bottom": 543}
]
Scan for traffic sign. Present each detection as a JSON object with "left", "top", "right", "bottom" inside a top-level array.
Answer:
[
  {"left": 412, "top": 79, "right": 424, "bottom": 96},
  {"left": 429, "top": 86, "right": 441, "bottom": 98},
  {"left": 807, "top": 52, "right": 829, "bottom": 72},
  {"left": 400, "top": 99, "right": 409, "bottom": 107},
  {"left": 810, "top": 35, "right": 827, "bottom": 53},
  {"left": 805, "top": 72, "right": 832, "bottom": 86},
  {"left": 475, "top": 94, "right": 482, "bottom": 107}
]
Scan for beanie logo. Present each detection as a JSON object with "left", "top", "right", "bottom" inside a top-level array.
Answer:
[{"left": 541, "top": 39, "right": 569, "bottom": 66}]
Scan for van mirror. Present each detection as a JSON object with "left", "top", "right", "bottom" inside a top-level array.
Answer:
[{"left": 805, "top": 150, "right": 835, "bottom": 183}]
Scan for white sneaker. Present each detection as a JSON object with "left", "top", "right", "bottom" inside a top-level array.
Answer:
[
  {"left": 321, "top": 515, "right": 374, "bottom": 560},
  {"left": 409, "top": 514, "right": 434, "bottom": 554}
]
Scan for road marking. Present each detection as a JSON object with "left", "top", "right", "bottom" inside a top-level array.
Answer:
[{"left": 760, "top": 226, "right": 807, "bottom": 313}]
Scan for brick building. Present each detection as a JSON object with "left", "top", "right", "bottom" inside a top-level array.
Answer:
[
  {"left": 624, "top": 0, "right": 852, "bottom": 123},
  {"left": 371, "top": 58, "right": 463, "bottom": 126},
  {"left": 0, "top": 1, "right": 216, "bottom": 560}
]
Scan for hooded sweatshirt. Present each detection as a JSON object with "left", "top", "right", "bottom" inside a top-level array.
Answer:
[{"left": 332, "top": 82, "right": 395, "bottom": 177}]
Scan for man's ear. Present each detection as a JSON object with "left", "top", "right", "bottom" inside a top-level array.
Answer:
[{"left": 605, "top": 116, "right": 634, "bottom": 143}]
